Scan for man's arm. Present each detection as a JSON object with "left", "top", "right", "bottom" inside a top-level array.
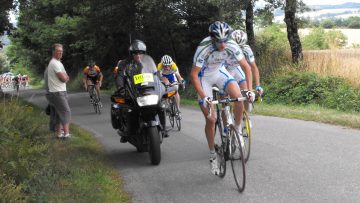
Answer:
[
  {"left": 190, "top": 66, "right": 205, "bottom": 99},
  {"left": 238, "top": 58, "right": 253, "bottom": 91},
  {"left": 56, "top": 72, "right": 69, "bottom": 83}
]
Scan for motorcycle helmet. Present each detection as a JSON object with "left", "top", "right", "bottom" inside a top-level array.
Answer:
[{"left": 129, "top": 39, "right": 147, "bottom": 55}]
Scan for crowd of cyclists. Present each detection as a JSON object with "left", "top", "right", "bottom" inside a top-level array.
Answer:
[{"left": 0, "top": 72, "right": 30, "bottom": 90}]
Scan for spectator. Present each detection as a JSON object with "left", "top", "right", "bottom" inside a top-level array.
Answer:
[{"left": 44, "top": 43, "right": 71, "bottom": 139}]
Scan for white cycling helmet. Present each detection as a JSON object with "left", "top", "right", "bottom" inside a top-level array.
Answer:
[
  {"left": 161, "top": 55, "right": 173, "bottom": 66},
  {"left": 209, "top": 21, "right": 232, "bottom": 42},
  {"left": 231, "top": 29, "right": 247, "bottom": 46}
]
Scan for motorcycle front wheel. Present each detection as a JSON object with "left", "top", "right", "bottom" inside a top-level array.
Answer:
[{"left": 148, "top": 126, "right": 161, "bottom": 165}]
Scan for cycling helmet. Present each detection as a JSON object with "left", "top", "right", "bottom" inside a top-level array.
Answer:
[
  {"left": 209, "top": 21, "right": 232, "bottom": 42},
  {"left": 129, "top": 39, "right": 147, "bottom": 54},
  {"left": 161, "top": 55, "right": 173, "bottom": 66},
  {"left": 231, "top": 29, "right": 247, "bottom": 46},
  {"left": 88, "top": 60, "right": 95, "bottom": 67}
]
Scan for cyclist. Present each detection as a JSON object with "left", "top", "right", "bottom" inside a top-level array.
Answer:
[
  {"left": 190, "top": 21, "right": 253, "bottom": 175},
  {"left": 231, "top": 30, "right": 263, "bottom": 96},
  {"left": 157, "top": 54, "right": 185, "bottom": 114},
  {"left": 12, "top": 74, "right": 21, "bottom": 92},
  {"left": 83, "top": 61, "right": 103, "bottom": 104}
]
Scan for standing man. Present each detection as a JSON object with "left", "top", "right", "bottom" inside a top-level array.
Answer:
[{"left": 45, "top": 43, "right": 71, "bottom": 139}]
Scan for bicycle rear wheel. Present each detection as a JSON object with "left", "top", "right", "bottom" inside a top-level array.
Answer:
[
  {"left": 242, "top": 111, "right": 251, "bottom": 163},
  {"left": 214, "top": 119, "right": 226, "bottom": 178},
  {"left": 229, "top": 125, "right": 246, "bottom": 192}
]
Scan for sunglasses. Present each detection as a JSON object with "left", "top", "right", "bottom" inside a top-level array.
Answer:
[
  {"left": 131, "top": 51, "right": 145, "bottom": 55},
  {"left": 215, "top": 38, "right": 228, "bottom": 44}
]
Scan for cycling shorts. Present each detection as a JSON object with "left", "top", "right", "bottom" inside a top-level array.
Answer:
[
  {"left": 163, "top": 73, "right": 177, "bottom": 84},
  {"left": 198, "top": 65, "right": 236, "bottom": 99},
  {"left": 87, "top": 75, "right": 100, "bottom": 85},
  {"left": 227, "top": 65, "right": 246, "bottom": 85}
]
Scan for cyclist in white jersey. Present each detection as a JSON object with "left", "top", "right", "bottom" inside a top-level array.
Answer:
[
  {"left": 231, "top": 30, "right": 263, "bottom": 95},
  {"left": 190, "top": 21, "right": 253, "bottom": 176}
]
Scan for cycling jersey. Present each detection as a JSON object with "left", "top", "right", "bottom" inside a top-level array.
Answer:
[
  {"left": 157, "top": 62, "right": 179, "bottom": 83},
  {"left": 193, "top": 37, "right": 245, "bottom": 98},
  {"left": 193, "top": 36, "right": 245, "bottom": 76},
  {"left": 83, "top": 65, "right": 101, "bottom": 78},
  {"left": 241, "top": 45, "right": 255, "bottom": 63}
]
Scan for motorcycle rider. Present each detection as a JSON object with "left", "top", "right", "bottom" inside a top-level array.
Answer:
[{"left": 113, "top": 39, "right": 168, "bottom": 143}]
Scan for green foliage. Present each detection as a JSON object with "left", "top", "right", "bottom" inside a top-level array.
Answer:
[
  {"left": 264, "top": 71, "right": 360, "bottom": 112},
  {"left": 255, "top": 24, "right": 291, "bottom": 78},
  {"left": 320, "top": 19, "right": 335, "bottom": 28},
  {"left": 0, "top": 52, "right": 10, "bottom": 72},
  {"left": 302, "top": 27, "right": 328, "bottom": 50},
  {"left": 0, "top": 95, "right": 130, "bottom": 202},
  {"left": 325, "top": 29, "right": 347, "bottom": 49},
  {"left": 302, "top": 27, "right": 347, "bottom": 50}
]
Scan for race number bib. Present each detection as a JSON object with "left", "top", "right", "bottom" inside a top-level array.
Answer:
[{"left": 133, "top": 73, "right": 154, "bottom": 85}]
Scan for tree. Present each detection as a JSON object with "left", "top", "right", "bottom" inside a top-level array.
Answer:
[
  {"left": 284, "top": 0, "right": 303, "bottom": 63},
  {"left": 0, "top": 0, "right": 15, "bottom": 33}
]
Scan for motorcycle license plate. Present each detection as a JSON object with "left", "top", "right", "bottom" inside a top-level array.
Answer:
[{"left": 133, "top": 73, "right": 154, "bottom": 85}]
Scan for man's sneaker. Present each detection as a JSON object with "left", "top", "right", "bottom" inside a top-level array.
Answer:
[
  {"left": 209, "top": 157, "right": 220, "bottom": 176},
  {"left": 55, "top": 133, "right": 64, "bottom": 139},
  {"left": 63, "top": 134, "right": 71, "bottom": 139}
]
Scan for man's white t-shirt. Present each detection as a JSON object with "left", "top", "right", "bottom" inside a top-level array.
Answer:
[{"left": 47, "top": 58, "right": 67, "bottom": 92}]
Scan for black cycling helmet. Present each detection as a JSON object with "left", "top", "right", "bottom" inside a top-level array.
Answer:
[
  {"left": 129, "top": 39, "right": 147, "bottom": 55},
  {"left": 88, "top": 60, "right": 96, "bottom": 67}
]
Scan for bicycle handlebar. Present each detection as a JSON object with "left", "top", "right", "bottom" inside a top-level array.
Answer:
[{"left": 206, "top": 96, "right": 247, "bottom": 119}]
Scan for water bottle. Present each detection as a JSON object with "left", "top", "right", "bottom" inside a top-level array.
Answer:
[{"left": 224, "top": 106, "right": 233, "bottom": 125}]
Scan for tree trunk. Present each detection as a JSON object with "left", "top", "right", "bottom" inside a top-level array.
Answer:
[
  {"left": 245, "top": 0, "right": 255, "bottom": 49},
  {"left": 284, "top": 0, "right": 303, "bottom": 63}
]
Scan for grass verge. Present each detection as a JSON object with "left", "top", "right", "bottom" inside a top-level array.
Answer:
[
  {"left": 182, "top": 98, "right": 360, "bottom": 129},
  {"left": 0, "top": 93, "right": 130, "bottom": 202}
]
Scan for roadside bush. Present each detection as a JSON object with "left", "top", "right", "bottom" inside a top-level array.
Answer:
[
  {"left": 0, "top": 96, "right": 50, "bottom": 201},
  {"left": 264, "top": 71, "right": 360, "bottom": 112}
]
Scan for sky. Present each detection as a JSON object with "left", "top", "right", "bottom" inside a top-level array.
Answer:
[{"left": 301, "top": 0, "right": 360, "bottom": 5}]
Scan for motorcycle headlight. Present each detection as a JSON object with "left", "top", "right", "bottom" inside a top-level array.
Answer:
[{"left": 136, "top": 95, "right": 159, "bottom": 107}]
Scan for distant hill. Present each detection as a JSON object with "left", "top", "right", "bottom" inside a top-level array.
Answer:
[
  {"left": 309, "top": 2, "right": 360, "bottom": 10},
  {"left": 274, "top": 2, "right": 360, "bottom": 22}
]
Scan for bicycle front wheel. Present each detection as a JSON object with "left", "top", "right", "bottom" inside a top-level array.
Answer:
[
  {"left": 229, "top": 125, "right": 246, "bottom": 192},
  {"left": 174, "top": 104, "right": 181, "bottom": 131},
  {"left": 168, "top": 98, "right": 175, "bottom": 128},
  {"left": 214, "top": 119, "right": 226, "bottom": 178},
  {"left": 242, "top": 111, "right": 251, "bottom": 163}
]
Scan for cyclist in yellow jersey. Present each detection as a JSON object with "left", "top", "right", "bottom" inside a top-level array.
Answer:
[
  {"left": 157, "top": 55, "right": 185, "bottom": 113},
  {"left": 83, "top": 61, "right": 103, "bottom": 103}
]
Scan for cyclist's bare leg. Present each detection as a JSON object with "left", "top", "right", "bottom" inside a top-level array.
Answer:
[
  {"left": 175, "top": 92, "right": 180, "bottom": 111},
  {"left": 239, "top": 82, "right": 251, "bottom": 112},
  {"left": 95, "top": 83, "right": 101, "bottom": 99},
  {"left": 226, "top": 82, "right": 244, "bottom": 127},
  {"left": 200, "top": 104, "right": 216, "bottom": 151},
  {"left": 86, "top": 79, "right": 94, "bottom": 96}
]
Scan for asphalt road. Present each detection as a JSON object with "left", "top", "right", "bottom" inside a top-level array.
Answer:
[{"left": 16, "top": 89, "right": 360, "bottom": 202}]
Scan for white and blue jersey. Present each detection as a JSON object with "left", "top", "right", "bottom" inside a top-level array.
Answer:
[{"left": 193, "top": 36, "right": 245, "bottom": 98}]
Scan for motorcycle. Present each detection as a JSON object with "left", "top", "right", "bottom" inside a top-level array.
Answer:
[{"left": 110, "top": 55, "right": 177, "bottom": 165}]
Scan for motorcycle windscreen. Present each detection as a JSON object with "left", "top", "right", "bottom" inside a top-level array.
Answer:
[{"left": 132, "top": 54, "right": 162, "bottom": 95}]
